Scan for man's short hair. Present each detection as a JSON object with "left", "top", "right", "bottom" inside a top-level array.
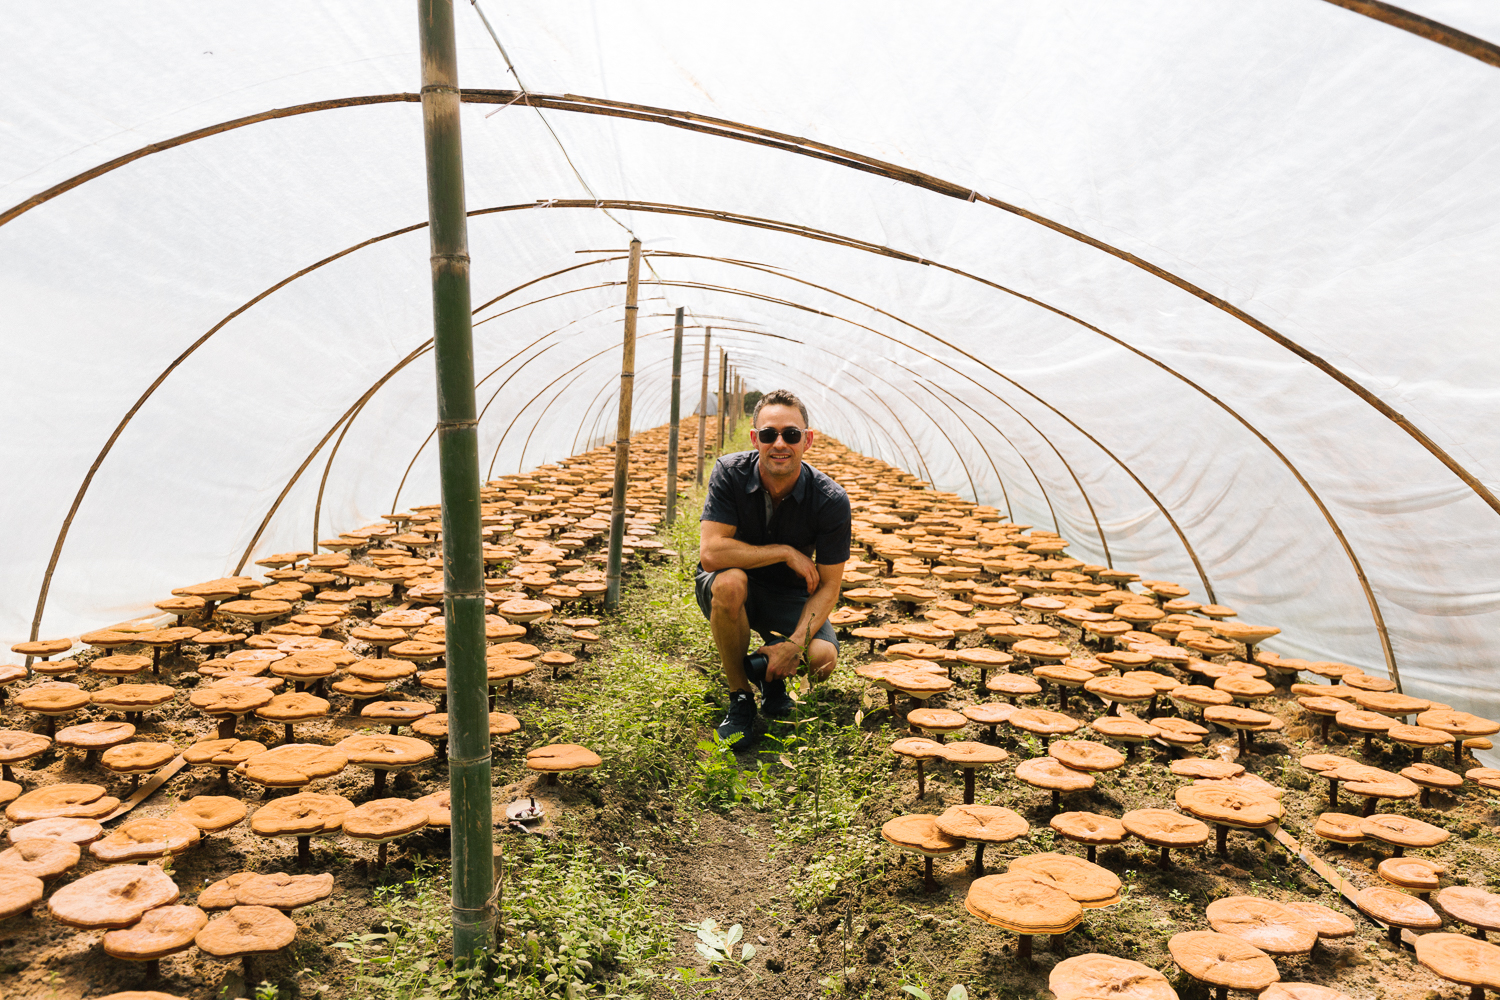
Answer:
[{"left": 752, "top": 389, "right": 810, "bottom": 427}]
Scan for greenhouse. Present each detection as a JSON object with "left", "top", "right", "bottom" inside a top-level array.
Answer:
[{"left": 2, "top": 2, "right": 1500, "bottom": 998}]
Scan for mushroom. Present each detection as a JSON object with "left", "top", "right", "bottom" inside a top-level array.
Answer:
[
  {"left": 1435, "top": 887, "right": 1500, "bottom": 941},
  {"left": 0, "top": 730, "right": 52, "bottom": 782},
  {"left": 985, "top": 673, "right": 1042, "bottom": 704},
  {"left": 1417, "top": 710, "right": 1500, "bottom": 767},
  {"left": 90, "top": 817, "right": 201, "bottom": 863},
  {"left": 55, "top": 721, "right": 136, "bottom": 768},
  {"left": 336, "top": 734, "right": 436, "bottom": 795},
  {"left": 1312, "top": 811, "right": 1367, "bottom": 847},
  {"left": 1174, "top": 783, "right": 1282, "bottom": 857},
  {"left": 171, "top": 795, "right": 248, "bottom": 836},
  {"left": 1089, "top": 715, "right": 1162, "bottom": 760},
  {"left": 1049, "top": 740, "right": 1125, "bottom": 775},
  {"left": 1203, "top": 705, "right": 1278, "bottom": 756},
  {"left": 249, "top": 791, "right": 354, "bottom": 864},
  {"left": 201, "top": 871, "right": 334, "bottom": 911},
  {"left": 48, "top": 864, "right": 180, "bottom": 928},
  {"left": 343, "top": 797, "right": 430, "bottom": 868},
  {"left": 0, "top": 872, "right": 45, "bottom": 921},
  {"left": 90, "top": 654, "right": 154, "bottom": 683},
  {"left": 1282, "top": 901, "right": 1357, "bottom": 945},
  {"left": 237, "top": 743, "right": 348, "bottom": 794},
  {"left": 1049, "top": 812, "right": 1126, "bottom": 864},
  {"left": 1336, "top": 766, "right": 1421, "bottom": 816},
  {"left": 91, "top": 683, "right": 176, "bottom": 724},
  {"left": 195, "top": 904, "right": 297, "bottom": 986},
  {"left": 1206, "top": 896, "right": 1318, "bottom": 956},
  {"left": 1415, "top": 933, "right": 1500, "bottom": 1000},
  {"left": 935, "top": 804, "right": 1028, "bottom": 875},
  {"left": 1009, "top": 852, "right": 1121, "bottom": 908},
  {"left": 100, "top": 741, "right": 178, "bottom": 792},
  {"left": 184, "top": 738, "right": 267, "bottom": 787},
  {"left": 966, "top": 871, "right": 1083, "bottom": 960},
  {"left": 217, "top": 599, "right": 294, "bottom": 634},
  {"left": 13, "top": 683, "right": 91, "bottom": 737},
  {"left": 891, "top": 737, "right": 947, "bottom": 797},
  {"left": 255, "top": 692, "right": 331, "bottom": 744},
  {"left": 1049, "top": 953, "right": 1177, "bottom": 1000},
  {"left": 1169, "top": 758, "right": 1244, "bottom": 780},
  {"left": 525, "top": 744, "right": 602, "bottom": 786},
  {"left": 961, "top": 702, "right": 1017, "bottom": 742},
  {"left": 941, "top": 742, "right": 1009, "bottom": 804},
  {"left": 190, "top": 684, "right": 274, "bottom": 738},
  {"left": 102, "top": 903, "right": 208, "bottom": 979},
  {"left": 1360, "top": 813, "right": 1448, "bottom": 858},
  {"left": 906, "top": 707, "right": 967, "bottom": 742},
  {"left": 409, "top": 711, "right": 520, "bottom": 760},
  {"left": 134, "top": 627, "right": 202, "bottom": 673},
  {"left": 1168, "top": 930, "right": 1280, "bottom": 1000},
  {"left": 360, "top": 700, "right": 436, "bottom": 734},
  {"left": 881, "top": 814, "right": 965, "bottom": 890},
  {"left": 6, "top": 816, "right": 104, "bottom": 845},
  {"left": 1380, "top": 856, "right": 1445, "bottom": 898},
  {"left": 0, "top": 837, "right": 81, "bottom": 879},
  {"left": 1010, "top": 708, "right": 1082, "bottom": 749},
  {"left": 10, "top": 638, "right": 74, "bottom": 661},
  {"left": 1015, "top": 757, "right": 1095, "bottom": 813},
  {"left": 1355, "top": 885, "right": 1443, "bottom": 946},
  {"left": 1121, "top": 808, "right": 1211, "bottom": 868},
  {"left": 6, "top": 782, "right": 119, "bottom": 822}
]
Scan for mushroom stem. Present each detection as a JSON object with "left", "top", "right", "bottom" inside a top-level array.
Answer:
[
  {"left": 1454, "top": 738, "right": 1465, "bottom": 766},
  {"left": 963, "top": 768, "right": 976, "bottom": 805},
  {"left": 1086, "top": 845, "right": 1097, "bottom": 863},
  {"left": 218, "top": 715, "right": 238, "bottom": 739},
  {"left": 372, "top": 769, "right": 388, "bottom": 795},
  {"left": 377, "top": 842, "right": 388, "bottom": 869},
  {"left": 42, "top": 716, "right": 57, "bottom": 739},
  {"left": 915, "top": 759, "right": 926, "bottom": 797},
  {"left": 1363, "top": 734, "right": 1374, "bottom": 756},
  {"left": 1215, "top": 824, "right": 1228, "bottom": 858},
  {"left": 1, "top": 763, "right": 13, "bottom": 783},
  {"left": 1051, "top": 789, "right": 1061, "bottom": 813},
  {"left": 1363, "top": 797, "right": 1379, "bottom": 818},
  {"left": 886, "top": 690, "right": 897, "bottom": 713},
  {"left": 1328, "top": 778, "right": 1340, "bottom": 806},
  {"left": 1214, "top": 987, "right": 1228, "bottom": 1000},
  {"left": 545, "top": 772, "right": 558, "bottom": 787},
  {"left": 144, "top": 958, "right": 161, "bottom": 979},
  {"left": 1158, "top": 844, "right": 1172, "bottom": 868},
  {"left": 922, "top": 855, "right": 938, "bottom": 891},
  {"left": 1319, "top": 716, "right": 1332, "bottom": 742},
  {"left": 1386, "top": 924, "right": 1402, "bottom": 948},
  {"left": 1017, "top": 933, "right": 1032, "bottom": 962},
  {"left": 243, "top": 955, "right": 258, "bottom": 987},
  {"left": 1419, "top": 787, "right": 1431, "bottom": 808},
  {"left": 972, "top": 843, "right": 986, "bottom": 876},
  {"left": 283, "top": 723, "right": 294, "bottom": 745},
  {"left": 152, "top": 647, "right": 162, "bottom": 673},
  {"left": 297, "top": 835, "right": 312, "bottom": 865}
]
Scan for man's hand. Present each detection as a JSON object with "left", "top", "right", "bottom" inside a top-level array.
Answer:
[
  {"left": 784, "top": 546, "right": 819, "bottom": 594},
  {"left": 759, "top": 641, "right": 803, "bottom": 681}
]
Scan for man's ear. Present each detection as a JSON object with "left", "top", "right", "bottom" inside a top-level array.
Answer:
[{"left": 803, "top": 428, "right": 816, "bottom": 449}]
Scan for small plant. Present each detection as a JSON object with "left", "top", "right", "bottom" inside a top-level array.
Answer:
[
  {"left": 254, "top": 982, "right": 280, "bottom": 1000},
  {"left": 690, "top": 731, "right": 750, "bottom": 809},
  {"left": 687, "top": 917, "right": 755, "bottom": 967},
  {"left": 903, "top": 987, "right": 969, "bottom": 1000}
]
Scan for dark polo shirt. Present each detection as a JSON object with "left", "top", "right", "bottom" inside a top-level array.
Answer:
[{"left": 700, "top": 451, "right": 852, "bottom": 592}]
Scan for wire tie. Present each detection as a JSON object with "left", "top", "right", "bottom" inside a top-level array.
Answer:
[{"left": 967, "top": 189, "right": 979, "bottom": 203}]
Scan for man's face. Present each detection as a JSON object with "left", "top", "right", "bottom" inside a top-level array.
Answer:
[{"left": 751, "top": 403, "right": 812, "bottom": 478}]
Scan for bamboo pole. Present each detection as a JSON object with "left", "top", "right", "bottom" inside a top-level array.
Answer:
[
  {"left": 695, "top": 328, "right": 712, "bottom": 484},
  {"left": 416, "top": 0, "right": 493, "bottom": 965},
  {"left": 716, "top": 349, "right": 728, "bottom": 455},
  {"left": 605, "top": 240, "right": 643, "bottom": 609},
  {"left": 665, "top": 307, "right": 684, "bottom": 525}
]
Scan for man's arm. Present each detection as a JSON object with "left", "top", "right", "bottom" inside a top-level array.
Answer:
[
  {"left": 762, "top": 561, "right": 844, "bottom": 680},
  {"left": 699, "top": 521, "right": 819, "bottom": 593}
]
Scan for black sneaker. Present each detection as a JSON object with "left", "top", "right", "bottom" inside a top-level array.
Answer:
[
  {"left": 760, "top": 678, "right": 796, "bottom": 721},
  {"left": 716, "top": 690, "right": 757, "bottom": 744}
]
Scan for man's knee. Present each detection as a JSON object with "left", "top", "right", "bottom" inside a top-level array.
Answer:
[
  {"left": 808, "top": 638, "right": 838, "bottom": 679},
  {"left": 709, "top": 569, "right": 749, "bottom": 613}
]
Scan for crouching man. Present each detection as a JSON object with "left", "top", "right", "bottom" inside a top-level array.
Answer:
[{"left": 695, "top": 389, "right": 851, "bottom": 743}]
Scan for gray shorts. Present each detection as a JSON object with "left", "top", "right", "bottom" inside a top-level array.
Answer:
[{"left": 694, "top": 568, "right": 839, "bottom": 652}]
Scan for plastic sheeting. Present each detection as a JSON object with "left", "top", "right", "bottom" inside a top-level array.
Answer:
[{"left": 2, "top": 2, "right": 1499, "bottom": 725}]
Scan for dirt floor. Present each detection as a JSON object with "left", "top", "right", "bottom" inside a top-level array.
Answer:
[{"left": 4, "top": 517, "right": 1499, "bottom": 999}]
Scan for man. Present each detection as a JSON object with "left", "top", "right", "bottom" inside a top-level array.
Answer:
[{"left": 696, "top": 388, "right": 851, "bottom": 743}]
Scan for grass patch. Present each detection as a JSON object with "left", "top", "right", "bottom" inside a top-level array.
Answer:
[{"left": 335, "top": 842, "right": 671, "bottom": 999}]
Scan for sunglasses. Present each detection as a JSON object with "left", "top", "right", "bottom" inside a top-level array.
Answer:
[{"left": 755, "top": 425, "right": 804, "bottom": 445}]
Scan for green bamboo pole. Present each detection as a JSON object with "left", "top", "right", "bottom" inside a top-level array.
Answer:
[
  {"left": 716, "top": 349, "right": 728, "bottom": 455},
  {"left": 605, "top": 240, "right": 643, "bottom": 609},
  {"left": 664, "top": 307, "right": 684, "bottom": 525},
  {"left": 695, "top": 328, "right": 712, "bottom": 484},
  {"left": 416, "top": 0, "right": 493, "bottom": 965}
]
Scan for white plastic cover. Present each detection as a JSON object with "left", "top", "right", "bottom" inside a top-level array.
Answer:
[{"left": 2, "top": 2, "right": 1498, "bottom": 725}]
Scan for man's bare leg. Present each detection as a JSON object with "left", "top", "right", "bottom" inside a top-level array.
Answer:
[
  {"left": 710, "top": 569, "right": 754, "bottom": 694},
  {"left": 806, "top": 638, "right": 838, "bottom": 682}
]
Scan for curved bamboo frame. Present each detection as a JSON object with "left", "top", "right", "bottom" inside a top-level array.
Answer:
[{"left": 4, "top": 86, "right": 1495, "bottom": 544}]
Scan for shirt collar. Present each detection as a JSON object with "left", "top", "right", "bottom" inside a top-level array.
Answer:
[{"left": 746, "top": 455, "right": 809, "bottom": 502}]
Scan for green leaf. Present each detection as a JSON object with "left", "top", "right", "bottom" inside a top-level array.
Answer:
[
  {"left": 741, "top": 942, "right": 756, "bottom": 961},
  {"left": 946, "top": 986, "right": 969, "bottom": 1000},
  {"left": 726, "top": 924, "right": 743, "bottom": 948},
  {"left": 903, "top": 987, "right": 932, "bottom": 1000}
]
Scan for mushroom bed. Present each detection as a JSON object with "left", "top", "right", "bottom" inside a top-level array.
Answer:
[{"left": 3, "top": 421, "right": 1500, "bottom": 1000}]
